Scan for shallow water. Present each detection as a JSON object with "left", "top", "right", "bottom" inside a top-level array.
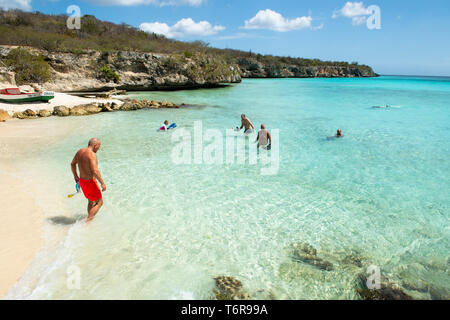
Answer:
[{"left": 6, "top": 76, "right": 450, "bottom": 299}]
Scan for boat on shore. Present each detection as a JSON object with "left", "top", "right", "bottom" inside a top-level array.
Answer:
[{"left": 0, "top": 88, "right": 55, "bottom": 103}]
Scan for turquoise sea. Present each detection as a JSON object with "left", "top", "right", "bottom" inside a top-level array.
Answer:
[{"left": 6, "top": 76, "right": 450, "bottom": 299}]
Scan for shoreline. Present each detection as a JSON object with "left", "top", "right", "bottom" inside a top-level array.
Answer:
[
  {"left": 0, "top": 165, "right": 44, "bottom": 298},
  {"left": 0, "top": 92, "right": 186, "bottom": 122},
  {"left": 0, "top": 92, "right": 131, "bottom": 298},
  {"left": 0, "top": 115, "right": 81, "bottom": 298},
  {"left": 0, "top": 90, "right": 189, "bottom": 298}
]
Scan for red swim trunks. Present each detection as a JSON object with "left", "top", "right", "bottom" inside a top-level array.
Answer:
[{"left": 79, "top": 179, "right": 102, "bottom": 202}]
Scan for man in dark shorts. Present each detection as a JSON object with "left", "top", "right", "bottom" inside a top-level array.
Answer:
[{"left": 71, "top": 138, "right": 106, "bottom": 223}]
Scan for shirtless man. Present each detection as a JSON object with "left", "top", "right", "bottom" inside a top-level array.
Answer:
[
  {"left": 71, "top": 138, "right": 106, "bottom": 223},
  {"left": 240, "top": 114, "right": 255, "bottom": 133},
  {"left": 255, "top": 124, "right": 272, "bottom": 149}
]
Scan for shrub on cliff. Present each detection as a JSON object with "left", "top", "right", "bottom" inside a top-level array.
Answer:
[
  {"left": 99, "top": 66, "right": 120, "bottom": 83},
  {"left": 5, "top": 47, "right": 51, "bottom": 84}
]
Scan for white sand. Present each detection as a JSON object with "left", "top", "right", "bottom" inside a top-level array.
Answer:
[
  {"left": 0, "top": 116, "right": 82, "bottom": 298},
  {"left": 0, "top": 92, "right": 124, "bottom": 115},
  {"left": 0, "top": 168, "right": 44, "bottom": 298}
]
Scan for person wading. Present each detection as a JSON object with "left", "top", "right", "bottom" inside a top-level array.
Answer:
[{"left": 71, "top": 138, "right": 106, "bottom": 223}]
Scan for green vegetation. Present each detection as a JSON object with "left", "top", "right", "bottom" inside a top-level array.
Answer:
[
  {"left": 0, "top": 10, "right": 374, "bottom": 73},
  {"left": 4, "top": 47, "right": 50, "bottom": 84},
  {"left": 99, "top": 65, "right": 120, "bottom": 83}
]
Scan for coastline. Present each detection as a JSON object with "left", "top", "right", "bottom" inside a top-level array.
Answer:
[
  {"left": 0, "top": 164, "right": 44, "bottom": 298},
  {"left": 0, "top": 93, "right": 130, "bottom": 298}
]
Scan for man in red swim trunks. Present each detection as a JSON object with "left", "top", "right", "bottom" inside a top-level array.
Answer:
[{"left": 71, "top": 138, "right": 106, "bottom": 223}]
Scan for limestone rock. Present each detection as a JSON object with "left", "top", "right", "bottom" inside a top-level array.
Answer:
[
  {"left": 22, "top": 109, "right": 37, "bottom": 118},
  {"left": 53, "top": 106, "right": 70, "bottom": 117},
  {"left": 38, "top": 109, "right": 52, "bottom": 117},
  {"left": 120, "top": 102, "right": 138, "bottom": 111},
  {"left": 0, "top": 109, "right": 11, "bottom": 122},
  {"left": 70, "top": 104, "right": 102, "bottom": 116},
  {"left": 13, "top": 112, "right": 25, "bottom": 119}
]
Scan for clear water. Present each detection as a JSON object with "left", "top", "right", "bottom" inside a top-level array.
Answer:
[{"left": 6, "top": 76, "right": 450, "bottom": 299}]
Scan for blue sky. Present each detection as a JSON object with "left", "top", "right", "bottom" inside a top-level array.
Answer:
[{"left": 3, "top": 0, "right": 450, "bottom": 76}]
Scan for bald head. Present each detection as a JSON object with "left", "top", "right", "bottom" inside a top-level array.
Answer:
[
  {"left": 88, "top": 138, "right": 101, "bottom": 152},
  {"left": 261, "top": 124, "right": 266, "bottom": 129}
]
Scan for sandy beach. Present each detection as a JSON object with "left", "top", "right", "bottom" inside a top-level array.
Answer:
[{"left": 0, "top": 92, "right": 123, "bottom": 298}]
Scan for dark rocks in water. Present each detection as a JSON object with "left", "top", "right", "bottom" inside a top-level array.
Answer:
[
  {"left": 357, "top": 287, "right": 413, "bottom": 300},
  {"left": 47, "top": 215, "right": 86, "bottom": 225},
  {"left": 343, "top": 253, "right": 364, "bottom": 268},
  {"left": 213, "top": 276, "right": 251, "bottom": 300},
  {"left": 428, "top": 285, "right": 450, "bottom": 300},
  {"left": 288, "top": 243, "right": 333, "bottom": 271},
  {"left": 355, "top": 273, "right": 413, "bottom": 300}
]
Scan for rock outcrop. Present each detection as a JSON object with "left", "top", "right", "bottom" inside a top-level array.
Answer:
[
  {"left": 53, "top": 106, "right": 70, "bottom": 117},
  {"left": 8, "top": 98, "right": 184, "bottom": 120},
  {"left": 0, "top": 46, "right": 378, "bottom": 92},
  {"left": 237, "top": 57, "right": 378, "bottom": 78},
  {"left": 0, "top": 46, "right": 241, "bottom": 92},
  {"left": 70, "top": 104, "right": 102, "bottom": 116},
  {"left": 0, "top": 109, "right": 11, "bottom": 122}
]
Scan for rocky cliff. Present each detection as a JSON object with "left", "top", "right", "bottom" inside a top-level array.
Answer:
[
  {"left": 0, "top": 46, "right": 377, "bottom": 92},
  {"left": 0, "top": 46, "right": 241, "bottom": 92},
  {"left": 237, "top": 57, "right": 378, "bottom": 78}
]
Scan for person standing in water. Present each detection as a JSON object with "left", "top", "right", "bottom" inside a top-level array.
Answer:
[
  {"left": 255, "top": 124, "right": 272, "bottom": 149},
  {"left": 71, "top": 138, "right": 106, "bottom": 223},
  {"left": 240, "top": 114, "right": 255, "bottom": 133}
]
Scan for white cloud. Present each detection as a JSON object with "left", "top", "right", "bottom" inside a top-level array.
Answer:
[
  {"left": 85, "top": 0, "right": 205, "bottom": 6},
  {"left": 0, "top": 0, "right": 32, "bottom": 11},
  {"left": 140, "top": 18, "right": 225, "bottom": 38},
  {"left": 243, "top": 9, "right": 312, "bottom": 32},
  {"left": 332, "top": 1, "right": 371, "bottom": 25}
]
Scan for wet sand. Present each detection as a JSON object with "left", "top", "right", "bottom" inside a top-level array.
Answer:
[{"left": 0, "top": 117, "right": 78, "bottom": 298}]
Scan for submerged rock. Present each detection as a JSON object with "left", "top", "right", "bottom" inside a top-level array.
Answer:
[
  {"left": 355, "top": 273, "right": 413, "bottom": 300},
  {"left": 287, "top": 243, "right": 333, "bottom": 271},
  {"left": 53, "top": 106, "right": 70, "bottom": 117},
  {"left": 213, "top": 276, "right": 251, "bottom": 300}
]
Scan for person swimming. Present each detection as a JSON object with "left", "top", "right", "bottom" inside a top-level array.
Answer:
[
  {"left": 336, "top": 129, "right": 344, "bottom": 138},
  {"left": 160, "top": 120, "right": 176, "bottom": 131}
]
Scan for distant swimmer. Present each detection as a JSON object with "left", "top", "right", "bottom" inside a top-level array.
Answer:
[
  {"left": 71, "top": 138, "right": 106, "bottom": 223},
  {"left": 255, "top": 124, "right": 272, "bottom": 150},
  {"left": 372, "top": 105, "right": 390, "bottom": 109},
  {"left": 159, "top": 120, "right": 177, "bottom": 131},
  {"left": 240, "top": 114, "right": 255, "bottom": 134},
  {"left": 336, "top": 129, "right": 344, "bottom": 138}
]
